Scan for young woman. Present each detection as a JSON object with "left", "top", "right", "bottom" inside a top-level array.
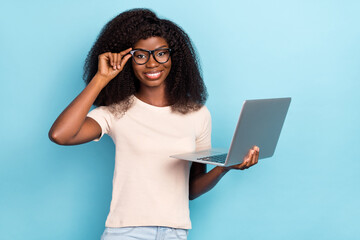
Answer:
[{"left": 49, "top": 8, "right": 259, "bottom": 240}]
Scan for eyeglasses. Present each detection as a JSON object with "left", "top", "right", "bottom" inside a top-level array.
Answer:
[{"left": 130, "top": 48, "right": 171, "bottom": 65}]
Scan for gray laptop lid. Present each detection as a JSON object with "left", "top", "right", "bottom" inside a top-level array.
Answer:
[
  {"left": 170, "top": 97, "right": 291, "bottom": 166},
  {"left": 225, "top": 97, "right": 291, "bottom": 166}
]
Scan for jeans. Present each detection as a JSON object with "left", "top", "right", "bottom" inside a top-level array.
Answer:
[{"left": 100, "top": 226, "right": 189, "bottom": 240}]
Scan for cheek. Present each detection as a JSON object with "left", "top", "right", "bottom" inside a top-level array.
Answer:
[
  {"left": 132, "top": 62, "right": 142, "bottom": 79},
  {"left": 164, "top": 60, "right": 172, "bottom": 74}
]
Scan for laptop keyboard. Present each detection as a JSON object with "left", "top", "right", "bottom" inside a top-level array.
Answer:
[{"left": 197, "top": 154, "right": 228, "bottom": 163}]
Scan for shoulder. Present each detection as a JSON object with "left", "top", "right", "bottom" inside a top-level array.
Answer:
[
  {"left": 191, "top": 105, "right": 211, "bottom": 119},
  {"left": 199, "top": 105, "right": 210, "bottom": 115},
  {"left": 87, "top": 105, "right": 119, "bottom": 125},
  {"left": 186, "top": 105, "right": 211, "bottom": 131},
  {"left": 88, "top": 105, "right": 113, "bottom": 117}
]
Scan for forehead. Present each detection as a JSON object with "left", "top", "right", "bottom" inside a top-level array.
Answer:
[{"left": 133, "top": 36, "right": 168, "bottom": 50}]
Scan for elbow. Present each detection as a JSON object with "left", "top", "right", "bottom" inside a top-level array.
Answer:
[
  {"left": 188, "top": 189, "right": 199, "bottom": 201},
  {"left": 189, "top": 193, "right": 201, "bottom": 201},
  {"left": 48, "top": 130, "right": 68, "bottom": 145}
]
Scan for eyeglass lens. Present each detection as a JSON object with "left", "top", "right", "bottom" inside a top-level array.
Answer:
[{"left": 132, "top": 49, "right": 170, "bottom": 64}]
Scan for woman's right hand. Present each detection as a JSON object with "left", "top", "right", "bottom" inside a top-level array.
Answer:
[
  {"left": 49, "top": 47, "right": 133, "bottom": 145},
  {"left": 95, "top": 47, "right": 133, "bottom": 86}
]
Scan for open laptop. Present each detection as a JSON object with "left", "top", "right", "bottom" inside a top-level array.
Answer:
[{"left": 170, "top": 97, "right": 291, "bottom": 166}]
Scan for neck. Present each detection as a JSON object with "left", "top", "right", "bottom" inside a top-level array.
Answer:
[{"left": 135, "top": 86, "right": 169, "bottom": 107}]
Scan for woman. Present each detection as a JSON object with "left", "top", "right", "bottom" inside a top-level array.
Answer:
[{"left": 49, "top": 8, "right": 259, "bottom": 240}]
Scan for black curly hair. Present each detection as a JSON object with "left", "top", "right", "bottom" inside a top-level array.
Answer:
[{"left": 83, "top": 8, "right": 207, "bottom": 115}]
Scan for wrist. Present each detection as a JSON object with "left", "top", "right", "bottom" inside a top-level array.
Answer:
[
  {"left": 217, "top": 166, "right": 231, "bottom": 175},
  {"left": 91, "top": 74, "right": 108, "bottom": 90}
]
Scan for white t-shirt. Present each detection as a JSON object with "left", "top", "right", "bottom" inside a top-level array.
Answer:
[{"left": 87, "top": 96, "right": 211, "bottom": 229}]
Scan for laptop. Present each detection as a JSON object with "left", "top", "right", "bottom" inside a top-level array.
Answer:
[{"left": 170, "top": 97, "right": 291, "bottom": 166}]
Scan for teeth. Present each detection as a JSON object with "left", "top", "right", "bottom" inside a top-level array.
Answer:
[{"left": 145, "top": 72, "right": 161, "bottom": 77}]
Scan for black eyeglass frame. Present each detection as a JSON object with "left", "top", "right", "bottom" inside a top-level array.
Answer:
[{"left": 129, "top": 48, "right": 172, "bottom": 65}]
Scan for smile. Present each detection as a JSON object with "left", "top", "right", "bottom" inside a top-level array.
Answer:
[{"left": 144, "top": 71, "right": 163, "bottom": 79}]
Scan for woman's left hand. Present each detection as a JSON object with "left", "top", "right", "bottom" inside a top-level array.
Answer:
[{"left": 223, "top": 146, "right": 260, "bottom": 171}]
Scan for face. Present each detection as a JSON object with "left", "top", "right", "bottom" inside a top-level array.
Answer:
[{"left": 131, "top": 36, "right": 172, "bottom": 90}]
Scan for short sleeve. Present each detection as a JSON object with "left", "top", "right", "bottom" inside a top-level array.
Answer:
[
  {"left": 195, "top": 106, "right": 212, "bottom": 151},
  {"left": 87, "top": 106, "right": 113, "bottom": 141}
]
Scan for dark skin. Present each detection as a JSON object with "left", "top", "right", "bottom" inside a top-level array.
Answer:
[
  {"left": 189, "top": 146, "right": 259, "bottom": 200},
  {"left": 49, "top": 36, "right": 259, "bottom": 200}
]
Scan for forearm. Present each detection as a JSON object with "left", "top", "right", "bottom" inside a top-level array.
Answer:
[
  {"left": 189, "top": 166, "right": 231, "bottom": 200},
  {"left": 49, "top": 75, "right": 105, "bottom": 142}
]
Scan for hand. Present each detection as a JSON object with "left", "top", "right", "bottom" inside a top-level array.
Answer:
[
  {"left": 95, "top": 47, "right": 132, "bottom": 85},
  {"left": 223, "top": 146, "right": 260, "bottom": 171}
]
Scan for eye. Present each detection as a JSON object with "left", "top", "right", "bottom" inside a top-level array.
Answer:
[
  {"left": 135, "top": 54, "right": 146, "bottom": 59},
  {"left": 157, "top": 51, "right": 166, "bottom": 57},
  {"left": 133, "top": 50, "right": 148, "bottom": 59},
  {"left": 156, "top": 50, "right": 169, "bottom": 57}
]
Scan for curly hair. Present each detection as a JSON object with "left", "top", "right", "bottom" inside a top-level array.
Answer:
[{"left": 83, "top": 8, "right": 207, "bottom": 115}]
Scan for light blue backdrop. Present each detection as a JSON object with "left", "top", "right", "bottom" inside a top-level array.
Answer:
[{"left": 1, "top": 0, "right": 359, "bottom": 239}]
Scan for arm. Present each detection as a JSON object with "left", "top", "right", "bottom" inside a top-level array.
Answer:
[
  {"left": 189, "top": 146, "right": 259, "bottom": 200},
  {"left": 48, "top": 49, "right": 132, "bottom": 145},
  {"left": 189, "top": 163, "right": 228, "bottom": 200}
]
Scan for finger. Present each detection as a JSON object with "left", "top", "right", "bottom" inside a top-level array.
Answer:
[
  {"left": 249, "top": 146, "right": 259, "bottom": 165},
  {"left": 247, "top": 149, "right": 254, "bottom": 161},
  {"left": 100, "top": 52, "right": 111, "bottom": 62},
  {"left": 243, "top": 148, "right": 252, "bottom": 162},
  {"left": 98, "top": 52, "right": 107, "bottom": 67},
  {"left": 119, "top": 54, "right": 132, "bottom": 70},
  {"left": 113, "top": 53, "right": 119, "bottom": 70},
  {"left": 112, "top": 53, "right": 116, "bottom": 69},
  {"left": 114, "top": 53, "right": 120, "bottom": 70},
  {"left": 116, "top": 53, "right": 122, "bottom": 70},
  {"left": 254, "top": 148, "right": 259, "bottom": 164},
  {"left": 117, "top": 48, "right": 132, "bottom": 70},
  {"left": 242, "top": 162, "right": 249, "bottom": 169},
  {"left": 246, "top": 150, "right": 255, "bottom": 168},
  {"left": 107, "top": 53, "right": 114, "bottom": 68},
  {"left": 120, "top": 47, "right": 133, "bottom": 56},
  {"left": 237, "top": 162, "right": 247, "bottom": 170},
  {"left": 115, "top": 53, "right": 121, "bottom": 70},
  {"left": 239, "top": 156, "right": 251, "bottom": 169},
  {"left": 250, "top": 150, "right": 257, "bottom": 166}
]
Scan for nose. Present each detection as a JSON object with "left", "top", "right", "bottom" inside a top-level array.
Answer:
[{"left": 146, "top": 53, "right": 159, "bottom": 68}]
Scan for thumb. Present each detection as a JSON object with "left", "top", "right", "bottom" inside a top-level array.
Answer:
[{"left": 119, "top": 54, "right": 132, "bottom": 70}]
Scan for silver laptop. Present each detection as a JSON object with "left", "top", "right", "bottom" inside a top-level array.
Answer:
[{"left": 170, "top": 97, "right": 291, "bottom": 166}]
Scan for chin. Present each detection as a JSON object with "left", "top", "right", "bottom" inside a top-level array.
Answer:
[
  {"left": 140, "top": 77, "right": 167, "bottom": 88},
  {"left": 144, "top": 81, "right": 165, "bottom": 88}
]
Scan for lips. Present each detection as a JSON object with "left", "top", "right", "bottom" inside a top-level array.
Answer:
[{"left": 144, "top": 70, "right": 163, "bottom": 80}]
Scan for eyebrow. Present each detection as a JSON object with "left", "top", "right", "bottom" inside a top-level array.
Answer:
[{"left": 133, "top": 45, "right": 169, "bottom": 50}]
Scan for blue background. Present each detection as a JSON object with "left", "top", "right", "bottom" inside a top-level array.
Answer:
[{"left": 1, "top": 0, "right": 359, "bottom": 239}]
